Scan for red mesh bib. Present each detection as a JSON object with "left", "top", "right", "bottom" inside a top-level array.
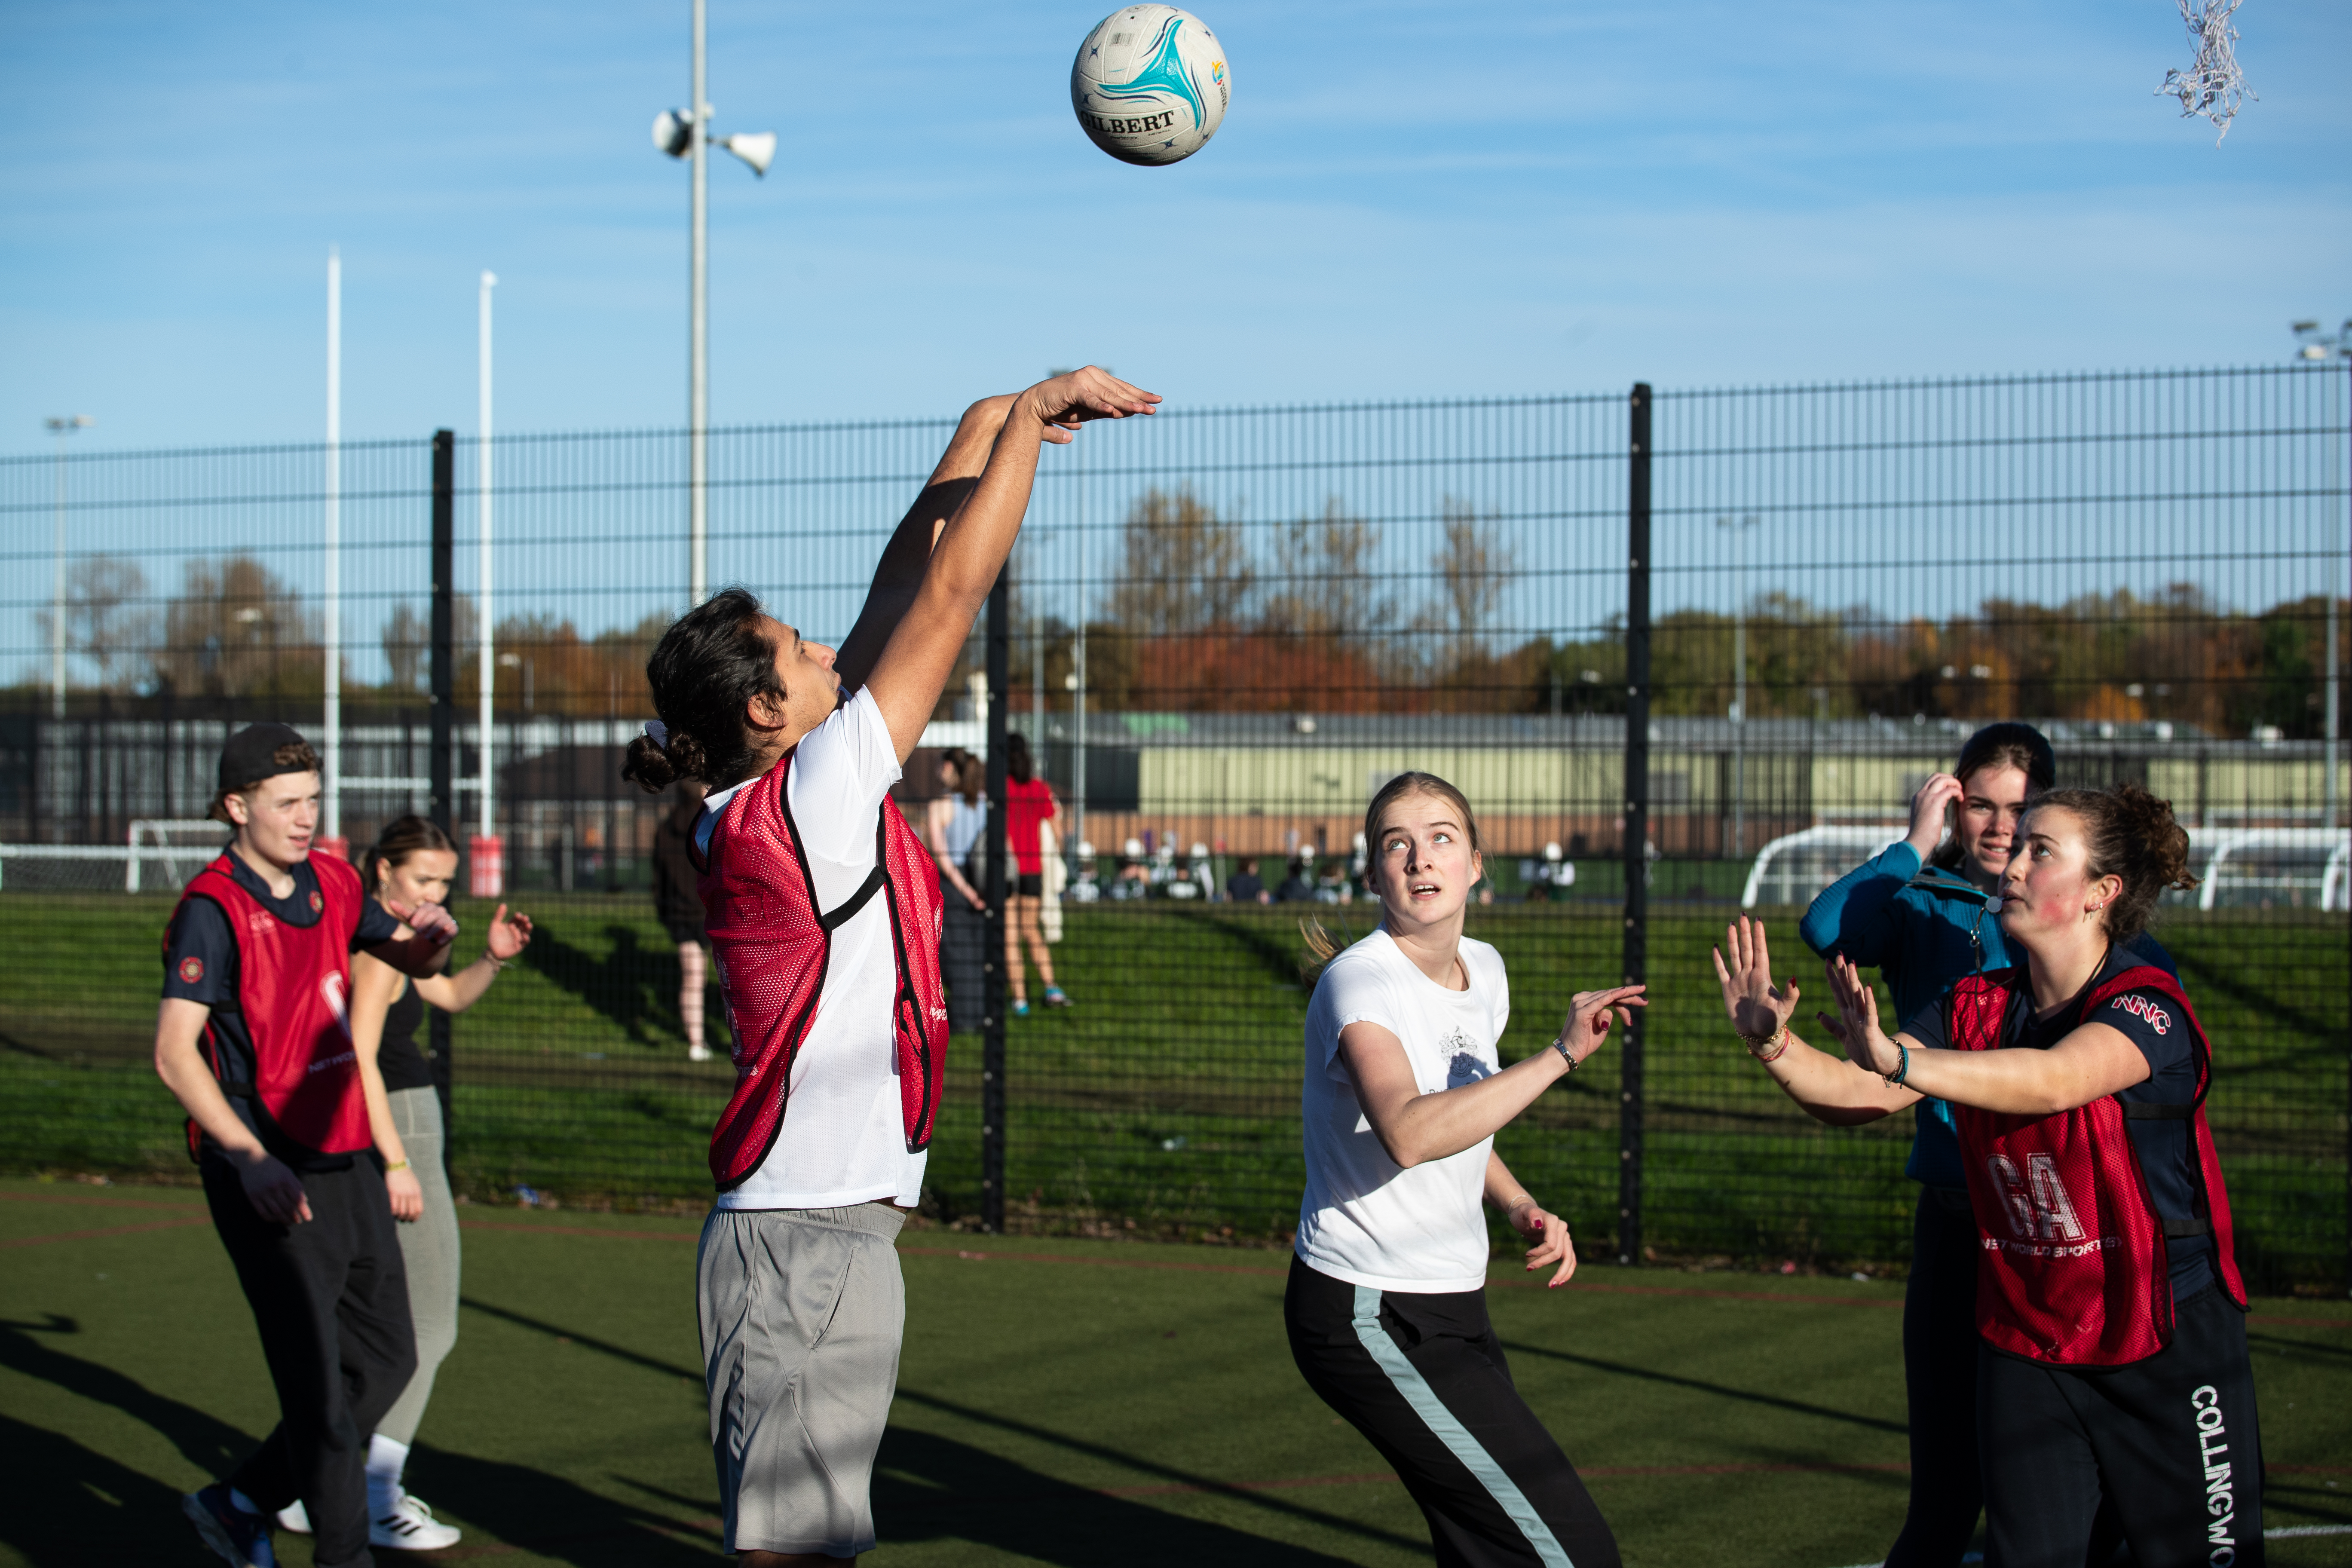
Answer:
[
  {"left": 174, "top": 852, "right": 372, "bottom": 1158},
  {"left": 1949, "top": 966, "right": 2245, "bottom": 1366},
  {"left": 698, "top": 754, "right": 948, "bottom": 1191}
]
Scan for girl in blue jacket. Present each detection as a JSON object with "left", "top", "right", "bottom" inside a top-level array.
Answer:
[{"left": 1797, "top": 721, "right": 2172, "bottom": 1568}]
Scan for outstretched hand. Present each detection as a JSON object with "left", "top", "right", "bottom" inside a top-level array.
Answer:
[
  {"left": 1021, "top": 367, "right": 1160, "bottom": 444},
  {"left": 1820, "top": 955, "right": 1901, "bottom": 1077},
  {"left": 1711, "top": 916, "right": 1800, "bottom": 1041},
  {"left": 1556, "top": 984, "right": 1645, "bottom": 1067},
  {"left": 486, "top": 904, "right": 534, "bottom": 961}
]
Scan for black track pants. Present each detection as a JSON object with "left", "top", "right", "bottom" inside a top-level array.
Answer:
[
  {"left": 203, "top": 1156, "right": 418, "bottom": 1568},
  {"left": 1284, "top": 1256, "right": 1620, "bottom": 1568},
  {"left": 1978, "top": 1285, "right": 2264, "bottom": 1568}
]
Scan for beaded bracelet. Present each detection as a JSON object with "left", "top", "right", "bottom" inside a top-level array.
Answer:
[{"left": 1739, "top": 1026, "right": 1791, "bottom": 1064}]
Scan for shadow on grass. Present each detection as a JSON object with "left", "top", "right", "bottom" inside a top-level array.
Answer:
[
  {"left": 404, "top": 1446, "right": 724, "bottom": 1567},
  {"left": 894, "top": 1386, "right": 1424, "bottom": 1559},
  {"left": 0, "top": 1312, "right": 253, "bottom": 1479},
  {"left": 526, "top": 922, "right": 672, "bottom": 1051},
  {"left": 1499, "top": 1338, "right": 1909, "bottom": 1437},
  {"left": 0, "top": 1410, "right": 210, "bottom": 1566},
  {"left": 453, "top": 1294, "right": 1403, "bottom": 1564}
]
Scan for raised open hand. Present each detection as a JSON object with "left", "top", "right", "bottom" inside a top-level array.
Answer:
[
  {"left": 1711, "top": 915, "right": 1799, "bottom": 1041},
  {"left": 1556, "top": 984, "right": 1645, "bottom": 1067},
  {"left": 1820, "top": 955, "right": 1902, "bottom": 1077},
  {"left": 486, "top": 903, "right": 534, "bottom": 962},
  {"left": 1022, "top": 366, "right": 1160, "bottom": 444}
]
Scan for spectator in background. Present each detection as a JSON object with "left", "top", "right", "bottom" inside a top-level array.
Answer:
[
  {"left": 652, "top": 780, "right": 714, "bottom": 1062},
  {"left": 1315, "top": 854, "right": 1354, "bottom": 904},
  {"left": 923, "top": 748, "right": 988, "bottom": 1034},
  {"left": 1112, "top": 837, "right": 1151, "bottom": 900},
  {"left": 1274, "top": 848, "right": 1319, "bottom": 903},
  {"left": 1003, "top": 732, "right": 1068, "bottom": 1013},
  {"left": 1228, "top": 857, "right": 1269, "bottom": 904}
]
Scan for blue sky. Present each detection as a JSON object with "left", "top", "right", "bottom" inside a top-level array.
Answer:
[{"left": 3, "top": 0, "right": 2346, "bottom": 452}]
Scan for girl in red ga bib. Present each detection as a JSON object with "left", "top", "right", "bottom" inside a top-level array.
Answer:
[{"left": 1715, "top": 782, "right": 2263, "bottom": 1568}]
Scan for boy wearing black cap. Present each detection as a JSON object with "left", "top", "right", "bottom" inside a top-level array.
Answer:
[{"left": 158, "top": 723, "right": 459, "bottom": 1568}]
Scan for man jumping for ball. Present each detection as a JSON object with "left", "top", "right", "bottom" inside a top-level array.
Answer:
[
  {"left": 622, "top": 367, "right": 1157, "bottom": 1563},
  {"left": 160, "top": 724, "right": 460, "bottom": 1568}
]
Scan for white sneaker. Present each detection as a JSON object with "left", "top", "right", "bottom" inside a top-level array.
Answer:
[
  {"left": 276, "top": 1500, "right": 310, "bottom": 1534},
  {"left": 687, "top": 1044, "right": 713, "bottom": 1062},
  {"left": 373, "top": 1492, "right": 462, "bottom": 1550}
]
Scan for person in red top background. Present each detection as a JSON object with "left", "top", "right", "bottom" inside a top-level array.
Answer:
[
  {"left": 1715, "top": 781, "right": 2262, "bottom": 1568},
  {"left": 156, "top": 724, "right": 458, "bottom": 1568},
  {"left": 1001, "top": 731, "right": 1066, "bottom": 1015}
]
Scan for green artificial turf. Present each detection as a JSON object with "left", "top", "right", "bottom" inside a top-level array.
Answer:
[
  {"left": 3, "top": 1176, "right": 2348, "bottom": 1568},
  {"left": 1, "top": 893, "right": 2343, "bottom": 1284}
]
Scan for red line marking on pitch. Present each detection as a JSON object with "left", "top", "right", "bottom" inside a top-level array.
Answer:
[
  {"left": 0, "top": 1189, "right": 199, "bottom": 1213},
  {"left": 0, "top": 1217, "right": 210, "bottom": 1248},
  {"left": 458, "top": 1219, "right": 699, "bottom": 1242}
]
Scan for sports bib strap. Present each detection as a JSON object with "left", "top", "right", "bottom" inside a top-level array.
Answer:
[{"left": 819, "top": 865, "right": 888, "bottom": 932}]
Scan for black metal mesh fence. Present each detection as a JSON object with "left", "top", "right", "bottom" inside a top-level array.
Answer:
[{"left": 2, "top": 365, "right": 2345, "bottom": 1288}]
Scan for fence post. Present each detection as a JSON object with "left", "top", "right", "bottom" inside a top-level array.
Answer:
[
  {"left": 981, "top": 564, "right": 1011, "bottom": 1234},
  {"left": 429, "top": 431, "right": 456, "bottom": 1175},
  {"left": 1618, "top": 382, "right": 1651, "bottom": 1267}
]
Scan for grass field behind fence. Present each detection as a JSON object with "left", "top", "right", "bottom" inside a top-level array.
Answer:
[
  {"left": 2, "top": 891, "right": 2343, "bottom": 1287},
  {"left": 6, "top": 1178, "right": 2350, "bottom": 1568}
]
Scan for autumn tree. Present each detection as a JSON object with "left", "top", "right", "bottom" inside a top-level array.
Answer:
[
  {"left": 34, "top": 554, "right": 157, "bottom": 692},
  {"left": 156, "top": 555, "right": 319, "bottom": 700}
]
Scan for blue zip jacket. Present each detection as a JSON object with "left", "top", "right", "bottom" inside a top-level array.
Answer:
[{"left": 1796, "top": 839, "right": 2177, "bottom": 1187}]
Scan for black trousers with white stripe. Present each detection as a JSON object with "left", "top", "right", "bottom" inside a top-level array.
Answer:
[
  {"left": 1977, "top": 1285, "right": 2264, "bottom": 1568},
  {"left": 1285, "top": 1256, "right": 1621, "bottom": 1568}
]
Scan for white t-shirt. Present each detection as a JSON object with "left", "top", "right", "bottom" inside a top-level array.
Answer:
[
  {"left": 1295, "top": 927, "right": 1510, "bottom": 1294},
  {"left": 705, "top": 688, "right": 929, "bottom": 1211}
]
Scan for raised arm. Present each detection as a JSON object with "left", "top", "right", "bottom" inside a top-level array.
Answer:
[
  {"left": 1715, "top": 916, "right": 1916, "bottom": 1125},
  {"left": 1820, "top": 955, "right": 2149, "bottom": 1117},
  {"left": 859, "top": 368, "right": 1158, "bottom": 762},
  {"left": 1340, "top": 986, "right": 1642, "bottom": 1169}
]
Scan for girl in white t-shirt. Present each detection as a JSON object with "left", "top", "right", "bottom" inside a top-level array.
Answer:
[{"left": 1286, "top": 770, "right": 1642, "bottom": 1568}]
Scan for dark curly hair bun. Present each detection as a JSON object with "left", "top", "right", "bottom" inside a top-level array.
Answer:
[
  {"left": 2028, "top": 780, "right": 2197, "bottom": 945},
  {"left": 622, "top": 734, "right": 681, "bottom": 792}
]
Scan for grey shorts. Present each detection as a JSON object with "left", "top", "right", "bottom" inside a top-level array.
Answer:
[{"left": 697, "top": 1202, "right": 907, "bottom": 1558}]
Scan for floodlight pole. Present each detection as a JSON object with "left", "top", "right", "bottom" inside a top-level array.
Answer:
[
  {"left": 45, "top": 413, "right": 92, "bottom": 719},
  {"left": 689, "top": 0, "right": 709, "bottom": 606},
  {"left": 324, "top": 249, "right": 342, "bottom": 843},
  {"left": 1072, "top": 441, "right": 1088, "bottom": 865},
  {"left": 1718, "top": 513, "right": 1758, "bottom": 856},
  {"left": 478, "top": 270, "right": 498, "bottom": 842}
]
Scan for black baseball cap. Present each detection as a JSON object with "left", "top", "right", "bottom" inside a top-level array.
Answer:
[{"left": 217, "top": 722, "right": 315, "bottom": 793}]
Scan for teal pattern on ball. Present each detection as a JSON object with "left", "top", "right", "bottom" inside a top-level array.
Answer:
[{"left": 1092, "top": 15, "right": 1204, "bottom": 130}]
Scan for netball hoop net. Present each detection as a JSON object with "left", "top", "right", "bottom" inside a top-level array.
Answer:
[{"left": 2156, "top": 0, "right": 2254, "bottom": 143}]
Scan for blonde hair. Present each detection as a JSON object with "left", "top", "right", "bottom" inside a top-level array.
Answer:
[{"left": 1301, "top": 771, "right": 1486, "bottom": 971}]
